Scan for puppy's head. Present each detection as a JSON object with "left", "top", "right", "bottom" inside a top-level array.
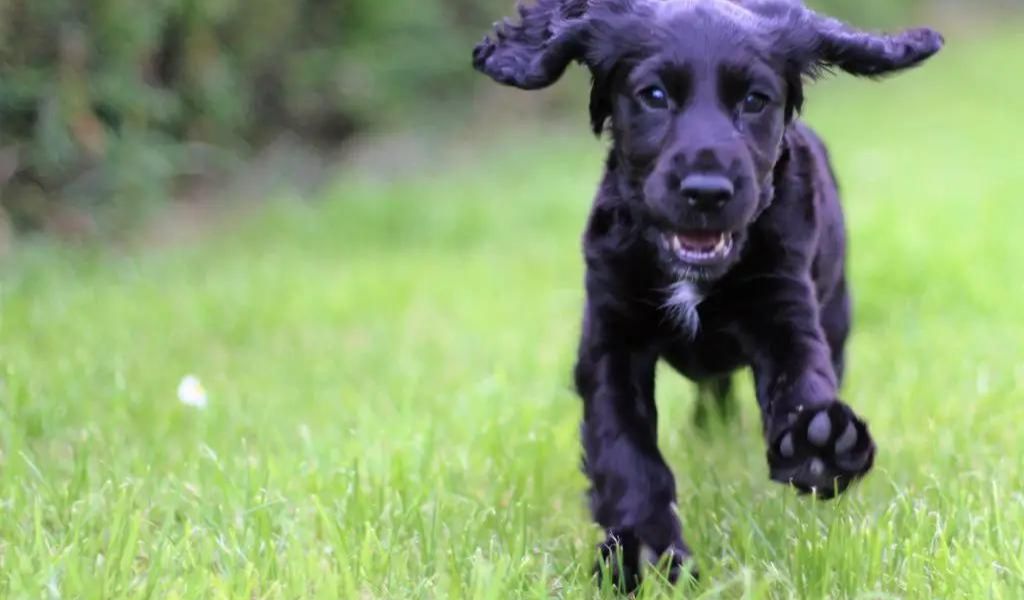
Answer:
[{"left": 474, "top": 0, "right": 943, "bottom": 281}]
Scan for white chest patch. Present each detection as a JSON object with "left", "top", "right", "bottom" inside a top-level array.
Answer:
[{"left": 665, "top": 282, "right": 704, "bottom": 337}]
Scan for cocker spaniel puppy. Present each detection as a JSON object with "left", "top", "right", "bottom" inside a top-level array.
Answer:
[{"left": 473, "top": 0, "right": 942, "bottom": 589}]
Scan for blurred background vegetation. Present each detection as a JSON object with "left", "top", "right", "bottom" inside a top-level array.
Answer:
[{"left": 0, "top": 0, "right": 1016, "bottom": 238}]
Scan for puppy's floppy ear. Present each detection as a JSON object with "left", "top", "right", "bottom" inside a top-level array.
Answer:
[
  {"left": 787, "top": 8, "right": 944, "bottom": 77},
  {"left": 472, "top": 0, "right": 590, "bottom": 90}
]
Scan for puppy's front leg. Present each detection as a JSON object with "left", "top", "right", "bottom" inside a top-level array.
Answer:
[
  {"left": 736, "top": 276, "right": 876, "bottom": 498},
  {"left": 575, "top": 309, "right": 693, "bottom": 591}
]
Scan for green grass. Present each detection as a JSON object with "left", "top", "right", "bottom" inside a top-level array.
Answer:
[{"left": 2, "top": 27, "right": 1023, "bottom": 600}]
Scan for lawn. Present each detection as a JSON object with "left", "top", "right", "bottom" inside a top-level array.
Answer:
[{"left": 1, "top": 26, "right": 1022, "bottom": 600}]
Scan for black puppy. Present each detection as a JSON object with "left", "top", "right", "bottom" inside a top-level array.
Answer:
[{"left": 473, "top": 0, "right": 943, "bottom": 589}]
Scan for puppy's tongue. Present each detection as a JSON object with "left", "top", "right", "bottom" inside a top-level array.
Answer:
[{"left": 677, "top": 231, "right": 725, "bottom": 251}]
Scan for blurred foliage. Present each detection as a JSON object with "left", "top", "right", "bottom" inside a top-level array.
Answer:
[
  {"left": 0, "top": 0, "right": 504, "bottom": 232},
  {"left": 0, "top": 0, "right": 1005, "bottom": 233}
]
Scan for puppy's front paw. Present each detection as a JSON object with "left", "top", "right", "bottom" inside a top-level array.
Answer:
[
  {"left": 595, "top": 529, "right": 696, "bottom": 593},
  {"left": 767, "top": 401, "right": 875, "bottom": 498},
  {"left": 595, "top": 530, "right": 642, "bottom": 592}
]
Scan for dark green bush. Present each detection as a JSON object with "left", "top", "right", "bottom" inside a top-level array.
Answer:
[{"left": 0, "top": 0, "right": 500, "bottom": 232}]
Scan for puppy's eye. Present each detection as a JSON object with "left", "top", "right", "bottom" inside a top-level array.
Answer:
[
  {"left": 637, "top": 86, "right": 669, "bottom": 110},
  {"left": 741, "top": 92, "right": 770, "bottom": 114}
]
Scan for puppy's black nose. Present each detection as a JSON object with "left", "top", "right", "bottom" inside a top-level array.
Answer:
[{"left": 680, "top": 174, "right": 734, "bottom": 210}]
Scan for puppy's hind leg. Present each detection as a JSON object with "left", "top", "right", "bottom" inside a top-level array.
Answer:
[{"left": 692, "top": 375, "right": 737, "bottom": 430}]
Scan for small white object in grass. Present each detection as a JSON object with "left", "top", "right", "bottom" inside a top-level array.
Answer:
[{"left": 177, "top": 375, "right": 208, "bottom": 409}]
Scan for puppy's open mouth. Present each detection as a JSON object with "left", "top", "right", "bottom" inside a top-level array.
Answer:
[{"left": 663, "top": 231, "right": 734, "bottom": 266}]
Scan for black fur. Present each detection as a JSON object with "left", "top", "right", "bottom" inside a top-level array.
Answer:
[{"left": 473, "top": 0, "right": 942, "bottom": 590}]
